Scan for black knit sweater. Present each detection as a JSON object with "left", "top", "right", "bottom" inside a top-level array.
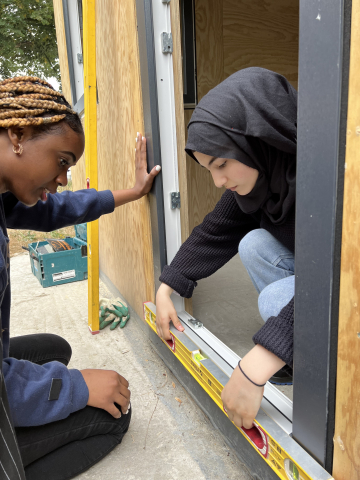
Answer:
[{"left": 159, "top": 189, "right": 295, "bottom": 365}]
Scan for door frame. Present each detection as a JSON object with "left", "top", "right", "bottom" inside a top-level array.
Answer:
[
  {"left": 293, "top": 0, "right": 350, "bottom": 470},
  {"left": 136, "top": 0, "right": 351, "bottom": 474}
]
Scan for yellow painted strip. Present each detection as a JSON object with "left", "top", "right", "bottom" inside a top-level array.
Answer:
[
  {"left": 83, "top": 0, "right": 99, "bottom": 334},
  {"left": 144, "top": 303, "right": 333, "bottom": 480}
]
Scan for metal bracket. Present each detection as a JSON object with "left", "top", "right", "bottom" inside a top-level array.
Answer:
[
  {"left": 188, "top": 318, "right": 203, "bottom": 329},
  {"left": 77, "top": 53, "right": 83, "bottom": 64},
  {"left": 161, "top": 32, "right": 173, "bottom": 53},
  {"left": 162, "top": 0, "right": 171, "bottom": 3},
  {"left": 171, "top": 192, "right": 180, "bottom": 209}
]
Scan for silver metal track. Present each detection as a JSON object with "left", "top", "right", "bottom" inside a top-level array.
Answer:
[{"left": 177, "top": 310, "right": 293, "bottom": 434}]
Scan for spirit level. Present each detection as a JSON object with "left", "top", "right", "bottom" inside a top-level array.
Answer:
[{"left": 144, "top": 302, "right": 333, "bottom": 480}]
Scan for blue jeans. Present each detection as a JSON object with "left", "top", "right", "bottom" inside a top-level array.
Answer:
[{"left": 238, "top": 229, "right": 294, "bottom": 322}]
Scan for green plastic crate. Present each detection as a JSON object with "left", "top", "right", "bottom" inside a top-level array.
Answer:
[{"left": 28, "top": 237, "right": 88, "bottom": 288}]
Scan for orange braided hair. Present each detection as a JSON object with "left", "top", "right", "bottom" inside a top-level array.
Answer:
[{"left": 0, "top": 76, "right": 82, "bottom": 133}]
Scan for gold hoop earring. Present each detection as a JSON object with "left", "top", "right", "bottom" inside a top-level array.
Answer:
[{"left": 12, "top": 144, "right": 23, "bottom": 156}]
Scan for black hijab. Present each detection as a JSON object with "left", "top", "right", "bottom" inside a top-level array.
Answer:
[{"left": 185, "top": 67, "right": 297, "bottom": 225}]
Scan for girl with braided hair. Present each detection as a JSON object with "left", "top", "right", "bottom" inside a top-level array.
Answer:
[{"left": 0, "top": 76, "right": 160, "bottom": 479}]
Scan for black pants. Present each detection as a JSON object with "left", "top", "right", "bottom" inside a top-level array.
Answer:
[{"left": 10, "top": 334, "right": 132, "bottom": 480}]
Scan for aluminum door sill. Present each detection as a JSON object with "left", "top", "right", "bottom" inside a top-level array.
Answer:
[{"left": 177, "top": 310, "right": 293, "bottom": 434}]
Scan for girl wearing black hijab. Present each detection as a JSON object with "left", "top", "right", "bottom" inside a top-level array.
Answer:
[{"left": 156, "top": 67, "right": 297, "bottom": 429}]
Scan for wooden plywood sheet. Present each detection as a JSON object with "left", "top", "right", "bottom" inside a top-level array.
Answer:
[
  {"left": 195, "top": 0, "right": 224, "bottom": 101},
  {"left": 184, "top": 110, "right": 225, "bottom": 232},
  {"left": 92, "top": 0, "right": 155, "bottom": 318},
  {"left": 187, "top": 158, "right": 225, "bottom": 231},
  {"left": 333, "top": 1, "right": 360, "bottom": 477},
  {"left": 186, "top": 0, "right": 225, "bottom": 233},
  {"left": 223, "top": 0, "right": 299, "bottom": 89}
]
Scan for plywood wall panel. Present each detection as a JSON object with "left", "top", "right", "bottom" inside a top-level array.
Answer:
[
  {"left": 183, "top": 0, "right": 225, "bottom": 233},
  {"left": 56, "top": 0, "right": 154, "bottom": 316},
  {"left": 184, "top": 109, "right": 225, "bottom": 231},
  {"left": 333, "top": 1, "right": 360, "bottom": 477},
  {"left": 194, "top": 0, "right": 224, "bottom": 101},
  {"left": 223, "top": 0, "right": 299, "bottom": 88},
  {"left": 93, "top": 0, "right": 154, "bottom": 318}
]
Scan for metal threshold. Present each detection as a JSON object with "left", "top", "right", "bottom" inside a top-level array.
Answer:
[{"left": 177, "top": 310, "right": 293, "bottom": 433}]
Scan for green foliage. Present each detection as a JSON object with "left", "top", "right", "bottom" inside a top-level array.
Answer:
[
  {"left": 0, "top": 0, "right": 60, "bottom": 82},
  {"left": 22, "top": 231, "right": 37, "bottom": 242}
]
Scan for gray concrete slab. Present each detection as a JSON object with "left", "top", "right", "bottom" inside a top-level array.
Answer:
[
  {"left": 192, "top": 255, "right": 293, "bottom": 401},
  {"left": 10, "top": 253, "right": 253, "bottom": 480}
]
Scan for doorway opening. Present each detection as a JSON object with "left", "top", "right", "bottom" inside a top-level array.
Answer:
[{"left": 178, "top": 0, "right": 299, "bottom": 403}]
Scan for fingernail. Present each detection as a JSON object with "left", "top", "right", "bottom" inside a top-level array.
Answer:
[
  {"left": 142, "top": 136, "right": 145, "bottom": 141},
  {"left": 156, "top": 165, "right": 161, "bottom": 172},
  {"left": 135, "top": 137, "right": 138, "bottom": 142},
  {"left": 137, "top": 132, "right": 139, "bottom": 136},
  {"left": 135, "top": 148, "right": 136, "bottom": 152}
]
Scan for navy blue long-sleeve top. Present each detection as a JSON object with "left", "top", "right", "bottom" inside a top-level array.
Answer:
[{"left": 1, "top": 189, "right": 115, "bottom": 427}]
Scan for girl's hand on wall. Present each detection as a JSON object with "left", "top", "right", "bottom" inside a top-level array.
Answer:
[
  {"left": 133, "top": 132, "right": 161, "bottom": 197},
  {"left": 155, "top": 283, "right": 185, "bottom": 340},
  {"left": 80, "top": 369, "right": 131, "bottom": 418},
  {"left": 221, "top": 345, "right": 285, "bottom": 429}
]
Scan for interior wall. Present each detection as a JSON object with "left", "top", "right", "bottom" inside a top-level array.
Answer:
[
  {"left": 183, "top": 0, "right": 299, "bottom": 232},
  {"left": 54, "top": 0, "right": 156, "bottom": 319},
  {"left": 223, "top": 0, "right": 299, "bottom": 90}
]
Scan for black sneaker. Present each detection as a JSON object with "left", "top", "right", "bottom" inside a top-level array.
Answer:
[{"left": 269, "top": 365, "right": 293, "bottom": 385}]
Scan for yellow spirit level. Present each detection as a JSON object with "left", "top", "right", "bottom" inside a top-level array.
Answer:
[{"left": 144, "top": 302, "right": 333, "bottom": 480}]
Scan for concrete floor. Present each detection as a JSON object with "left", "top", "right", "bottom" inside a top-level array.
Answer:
[
  {"left": 192, "top": 255, "right": 293, "bottom": 401},
  {"left": 10, "top": 253, "right": 253, "bottom": 480}
]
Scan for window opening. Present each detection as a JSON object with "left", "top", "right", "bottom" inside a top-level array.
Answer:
[
  {"left": 176, "top": 0, "right": 300, "bottom": 419},
  {"left": 180, "top": 0, "right": 197, "bottom": 108},
  {"left": 77, "top": 0, "right": 84, "bottom": 55},
  {"left": 63, "top": 0, "right": 84, "bottom": 112}
]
